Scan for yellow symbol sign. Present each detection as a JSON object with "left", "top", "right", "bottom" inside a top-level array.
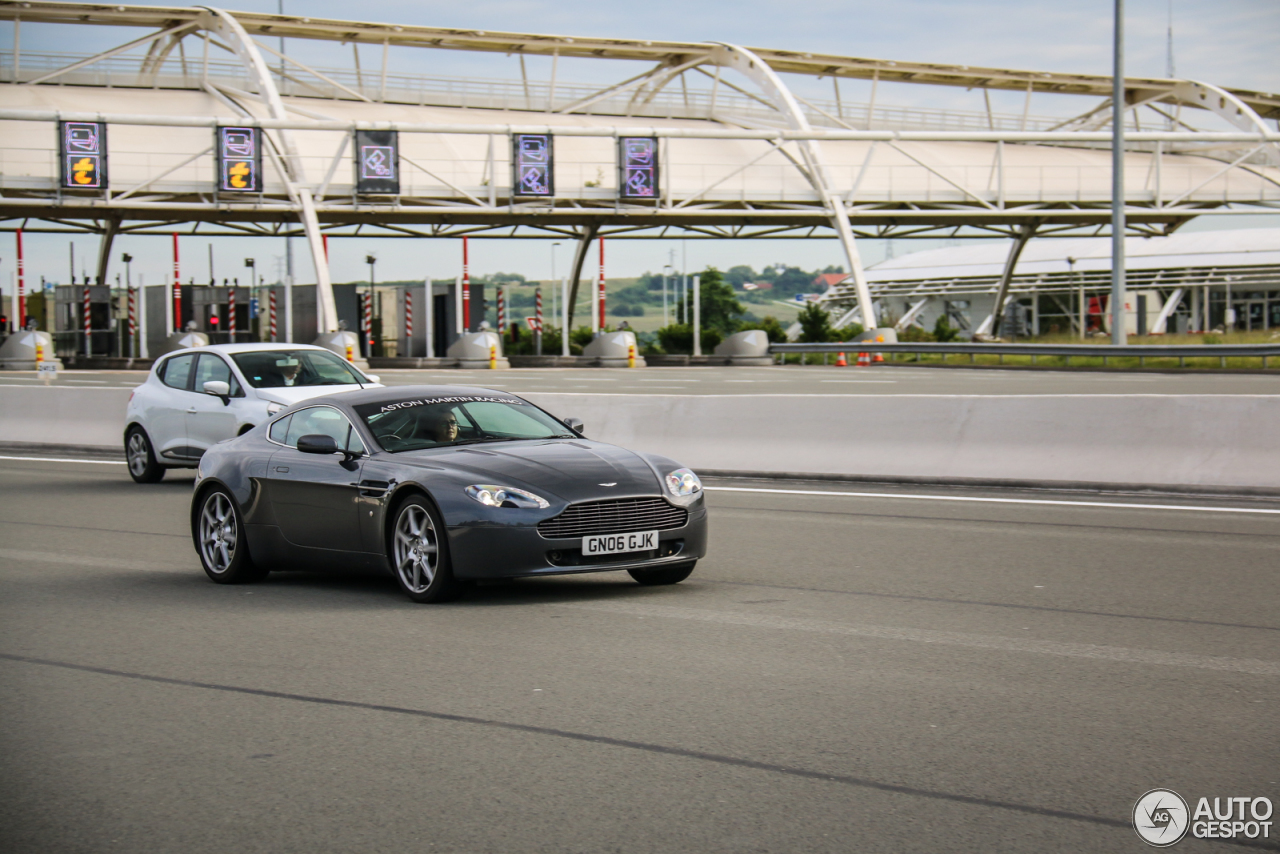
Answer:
[
  {"left": 229, "top": 161, "right": 251, "bottom": 189},
  {"left": 72, "top": 157, "right": 95, "bottom": 185}
]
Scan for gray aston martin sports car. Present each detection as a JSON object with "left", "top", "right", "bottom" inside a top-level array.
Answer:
[{"left": 189, "top": 385, "right": 708, "bottom": 602}]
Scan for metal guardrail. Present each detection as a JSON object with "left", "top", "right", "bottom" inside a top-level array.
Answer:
[{"left": 769, "top": 341, "right": 1280, "bottom": 366}]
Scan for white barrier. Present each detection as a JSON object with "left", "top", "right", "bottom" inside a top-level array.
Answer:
[
  {"left": 521, "top": 393, "right": 1280, "bottom": 491},
  {"left": 1, "top": 385, "right": 1277, "bottom": 490}
]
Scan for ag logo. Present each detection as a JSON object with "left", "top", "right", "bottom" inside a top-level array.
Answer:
[{"left": 1134, "top": 789, "right": 1190, "bottom": 847}]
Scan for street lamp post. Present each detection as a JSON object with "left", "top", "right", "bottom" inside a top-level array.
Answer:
[
  {"left": 662, "top": 264, "right": 672, "bottom": 327},
  {"left": 1111, "top": 0, "right": 1127, "bottom": 346}
]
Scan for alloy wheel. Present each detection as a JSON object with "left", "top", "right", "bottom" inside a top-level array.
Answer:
[
  {"left": 394, "top": 504, "right": 438, "bottom": 593},
  {"left": 127, "top": 432, "right": 150, "bottom": 478},
  {"left": 199, "top": 492, "right": 238, "bottom": 575}
]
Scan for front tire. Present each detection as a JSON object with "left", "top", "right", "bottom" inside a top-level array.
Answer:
[
  {"left": 125, "top": 427, "right": 165, "bottom": 483},
  {"left": 390, "top": 496, "right": 460, "bottom": 603},
  {"left": 628, "top": 562, "right": 696, "bottom": 586},
  {"left": 195, "top": 487, "right": 266, "bottom": 584}
]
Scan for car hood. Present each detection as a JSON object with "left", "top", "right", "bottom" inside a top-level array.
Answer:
[
  {"left": 254, "top": 384, "right": 379, "bottom": 406},
  {"left": 395, "top": 439, "right": 665, "bottom": 504}
]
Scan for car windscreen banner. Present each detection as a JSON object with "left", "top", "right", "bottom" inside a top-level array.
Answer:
[{"left": 355, "top": 395, "right": 526, "bottom": 417}]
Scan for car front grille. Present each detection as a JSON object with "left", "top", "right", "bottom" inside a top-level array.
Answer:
[{"left": 537, "top": 497, "right": 688, "bottom": 539}]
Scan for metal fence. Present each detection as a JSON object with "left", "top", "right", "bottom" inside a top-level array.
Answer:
[{"left": 769, "top": 341, "right": 1280, "bottom": 367}]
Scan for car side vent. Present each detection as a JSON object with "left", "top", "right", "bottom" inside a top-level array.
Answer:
[{"left": 537, "top": 497, "right": 688, "bottom": 539}]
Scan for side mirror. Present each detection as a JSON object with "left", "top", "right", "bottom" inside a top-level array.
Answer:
[
  {"left": 297, "top": 434, "right": 338, "bottom": 455},
  {"left": 364, "top": 374, "right": 381, "bottom": 384},
  {"left": 203, "top": 380, "right": 230, "bottom": 404},
  {"left": 564, "top": 417, "right": 585, "bottom": 435}
]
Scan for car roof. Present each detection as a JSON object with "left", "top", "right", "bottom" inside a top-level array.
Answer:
[{"left": 164, "top": 343, "right": 334, "bottom": 356}]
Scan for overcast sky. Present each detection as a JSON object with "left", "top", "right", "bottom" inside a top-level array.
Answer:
[{"left": 3, "top": 1, "right": 1277, "bottom": 288}]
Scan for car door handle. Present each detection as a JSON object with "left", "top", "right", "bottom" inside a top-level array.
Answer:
[
  {"left": 274, "top": 466, "right": 289, "bottom": 473},
  {"left": 186, "top": 407, "right": 197, "bottom": 414}
]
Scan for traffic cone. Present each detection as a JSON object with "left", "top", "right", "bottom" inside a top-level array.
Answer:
[
  {"left": 835, "top": 351, "right": 847, "bottom": 367},
  {"left": 856, "top": 352, "right": 870, "bottom": 367},
  {"left": 872, "top": 335, "right": 886, "bottom": 363}
]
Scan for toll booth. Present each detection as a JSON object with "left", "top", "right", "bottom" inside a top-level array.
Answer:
[
  {"left": 190, "top": 284, "right": 252, "bottom": 344},
  {"left": 54, "top": 284, "right": 112, "bottom": 357},
  {"left": 397, "top": 281, "right": 464, "bottom": 358}
]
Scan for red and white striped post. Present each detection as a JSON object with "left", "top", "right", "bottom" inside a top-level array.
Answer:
[
  {"left": 128, "top": 285, "right": 137, "bottom": 358},
  {"left": 461, "top": 235, "right": 471, "bottom": 332},
  {"left": 363, "top": 292, "right": 373, "bottom": 356},
  {"left": 15, "top": 228, "right": 25, "bottom": 328},
  {"left": 404, "top": 288, "right": 413, "bottom": 355},
  {"left": 268, "top": 289, "right": 278, "bottom": 341},
  {"left": 497, "top": 287, "right": 506, "bottom": 335},
  {"left": 171, "top": 233, "right": 182, "bottom": 332},
  {"left": 597, "top": 236, "right": 606, "bottom": 331},
  {"left": 534, "top": 286, "right": 543, "bottom": 356},
  {"left": 82, "top": 285, "right": 92, "bottom": 356},
  {"left": 228, "top": 284, "right": 237, "bottom": 340}
]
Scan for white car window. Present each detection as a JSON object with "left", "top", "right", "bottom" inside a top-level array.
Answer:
[
  {"left": 160, "top": 354, "right": 196, "bottom": 390},
  {"left": 194, "top": 354, "right": 243, "bottom": 397}
]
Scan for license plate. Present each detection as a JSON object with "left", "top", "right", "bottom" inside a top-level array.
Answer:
[{"left": 583, "top": 530, "right": 658, "bottom": 556}]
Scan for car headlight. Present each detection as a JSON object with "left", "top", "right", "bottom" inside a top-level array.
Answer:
[
  {"left": 465, "top": 484, "right": 550, "bottom": 510},
  {"left": 665, "top": 468, "right": 702, "bottom": 499},
  {"left": 266, "top": 401, "right": 285, "bottom": 416}
]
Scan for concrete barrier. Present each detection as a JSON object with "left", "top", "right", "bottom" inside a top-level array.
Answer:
[
  {"left": 1, "top": 385, "right": 1276, "bottom": 491},
  {"left": 521, "top": 393, "right": 1280, "bottom": 492}
]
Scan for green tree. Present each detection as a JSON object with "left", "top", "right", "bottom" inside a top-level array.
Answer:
[
  {"left": 741, "top": 315, "right": 788, "bottom": 343},
  {"left": 833, "top": 321, "right": 864, "bottom": 341},
  {"left": 900, "top": 324, "right": 934, "bottom": 342},
  {"left": 933, "top": 315, "right": 960, "bottom": 342},
  {"left": 683, "top": 267, "right": 744, "bottom": 336},
  {"left": 655, "top": 323, "right": 723, "bottom": 355},
  {"left": 797, "top": 301, "right": 834, "bottom": 343},
  {"left": 771, "top": 266, "right": 815, "bottom": 299},
  {"left": 725, "top": 265, "right": 756, "bottom": 288}
]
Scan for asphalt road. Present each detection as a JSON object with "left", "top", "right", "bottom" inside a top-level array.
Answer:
[
  {"left": 2, "top": 364, "right": 1279, "bottom": 396},
  {"left": 1, "top": 457, "right": 1277, "bottom": 853}
]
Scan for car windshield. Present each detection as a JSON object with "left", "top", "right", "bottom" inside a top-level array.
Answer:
[
  {"left": 230, "top": 349, "right": 367, "bottom": 389},
  {"left": 353, "top": 395, "right": 575, "bottom": 453}
]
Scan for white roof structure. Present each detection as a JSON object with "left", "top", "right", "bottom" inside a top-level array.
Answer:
[
  {"left": 861, "top": 228, "right": 1280, "bottom": 299},
  {"left": 1, "top": 2, "right": 1277, "bottom": 331}
]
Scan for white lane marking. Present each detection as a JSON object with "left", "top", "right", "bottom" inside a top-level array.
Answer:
[
  {"left": 0, "top": 384, "right": 134, "bottom": 391},
  {"left": 0, "top": 455, "right": 126, "bottom": 465},
  {"left": 706, "top": 486, "right": 1280, "bottom": 515},
  {"left": 568, "top": 602, "right": 1280, "bottom": 676},
  {"left": 63, "top": 379, "right": 108, "bottom": 384},
  {"left": 520, "top": 392, "right": 1280, "bottom": 399},
  {"left": 820, "top": 380, "right": 897, "bottom": 383}
]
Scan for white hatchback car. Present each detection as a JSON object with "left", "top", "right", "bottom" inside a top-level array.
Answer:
[{"left": 124, "top": 343, "right": 382, "bottom": 482}]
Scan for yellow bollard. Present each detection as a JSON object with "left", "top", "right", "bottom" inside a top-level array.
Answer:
[
  {"left": 489, "top": 344, "right": 497, "bottom": 370},
  {"left": 35, "top": 342, "right": 44, "bottom": 364},
  {"left": 628, "top": 344, "right": 636, "bottom": 368},
  {"left": 345, "top": 343, "right": 354, "bottom": 362}
]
